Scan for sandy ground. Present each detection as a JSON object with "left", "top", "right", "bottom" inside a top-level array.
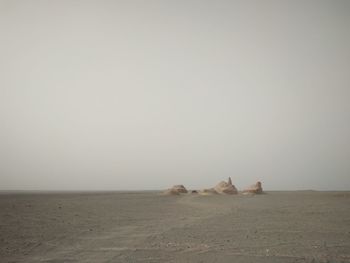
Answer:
[{"left": 0, "top": 191, "right": 349, "bottom": 263}]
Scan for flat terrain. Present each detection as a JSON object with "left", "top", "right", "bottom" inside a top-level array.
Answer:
[{"left": 0, "top": 191, "right": 349, "bottom": 263}]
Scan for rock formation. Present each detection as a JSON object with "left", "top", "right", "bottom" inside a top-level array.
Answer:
[
  {"left": 163, "top": 185, "right": 188, "bottom": 195},
  {"left": 164, "top": 178, "right": 244, "bottom": 196},
  {"left": 243, "top": 181, "right": 263, "bottom": 194},
  {"left": 172, "top": 185, "right": 188, "bottom": 193},
  {"left": 214, "top": 177, "right": 238, "bottom": 195}
]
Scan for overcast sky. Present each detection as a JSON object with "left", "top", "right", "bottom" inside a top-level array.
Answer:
[{"left": 1, "top": 0, "right": 350, "bottom": 191}]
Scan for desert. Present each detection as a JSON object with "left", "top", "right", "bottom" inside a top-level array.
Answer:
[
  {"left": 1, "top": 190, "right": 349, "bottom": 263},
  {"left": 2, "top": 1, "right": 350, "bottom": 262}
]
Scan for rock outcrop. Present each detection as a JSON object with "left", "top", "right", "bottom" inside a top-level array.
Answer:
[
  {"left": 163, "top": 185, "right": 188, "bottom": 195},
  {"left": 172, "top": 185, "right": 188, "bottom": 193},
  {"left": 164, "top": 178, "right": 246, "bottom": 196},
  {"left": 243, "top": 181, "right": 263, "bottom": 194},
  {"left": 214, "top": 177, "right": 238, "bottom": 195}
]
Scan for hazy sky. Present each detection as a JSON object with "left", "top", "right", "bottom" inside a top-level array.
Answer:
[{"left": 1, "top": 0, "right": 350, "bottom": 191}]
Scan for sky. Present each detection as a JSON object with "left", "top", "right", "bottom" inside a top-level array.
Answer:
[{"left": 1, "top": 0, "right": 350, "bottom": 191}]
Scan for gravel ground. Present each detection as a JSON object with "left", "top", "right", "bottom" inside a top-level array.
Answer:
[{"left": 0, "top": 191, "right": 349, "bottom": 263}]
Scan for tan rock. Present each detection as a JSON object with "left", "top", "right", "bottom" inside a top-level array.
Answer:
[
  {"left": 163, "top": 184, "right": 188, "bottom": 195},
  {"left": 172, "top": 185, "right": 188, "bottom": 193},
  {"left": 214, "top": 180, "right": 238, "bottom": 195},
  {"left": 243, "top": 181, "right": 263, "bottom": 194}
]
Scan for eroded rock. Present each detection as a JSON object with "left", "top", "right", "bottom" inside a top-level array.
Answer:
[
  {"left": 243, "top": 181, "right": 263, "bottom": 194},
  {"left": 163, "top": 185, "right": 188, "bottom": 195}
]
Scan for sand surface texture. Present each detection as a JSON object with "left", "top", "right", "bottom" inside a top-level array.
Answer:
[{"left": 1, "top": 191, "right": 349, "bottom": 263}]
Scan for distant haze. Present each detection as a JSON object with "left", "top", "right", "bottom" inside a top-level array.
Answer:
[{"left": 1, "top": 0, "right": 350, "bottom": 191}]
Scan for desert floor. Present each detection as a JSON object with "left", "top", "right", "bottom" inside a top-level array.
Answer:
[{"left": 0, "top": 191, "right": 349, "bottom": 263}]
